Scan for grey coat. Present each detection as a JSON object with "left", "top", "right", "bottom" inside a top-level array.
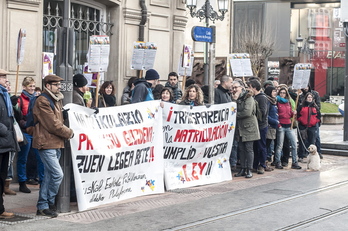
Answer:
[{"left": 236, "top": 91, "right": 260, "bottom": 142}]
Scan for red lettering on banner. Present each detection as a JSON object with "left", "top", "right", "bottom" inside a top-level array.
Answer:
[
  {"left": 123, "top": 127, "right": 153, "bottom": 146},
  {"left": 182, "top": 162, "right": 207, "bottom": 182},
  {"left": 78, "top": 133, "right": 94, "bottom": 151}
]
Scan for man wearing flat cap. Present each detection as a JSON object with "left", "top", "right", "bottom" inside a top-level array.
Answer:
[
  {"left": 131, "top": 69, "right": 160, "bottom": 103},
  {"left": 0, "top": 68, "right": 19, "bottom": 219},
  {"left": 72, "top": 74, "right": 90, "bottom": 107},
  {"left": 32, "top": 74, "right": 73, "bottom": 218}
]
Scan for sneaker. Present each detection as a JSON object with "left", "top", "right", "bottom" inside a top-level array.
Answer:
[
  {"left": 282, "top": 162, "right": 288, "bottom": 167},
  {"left": 26, "top": 179, "right": 39, "bottom": 185},
  {"left": 291, "top": 163, "right": 302, "bottom": 169},
  {"left": 275, "top": 163, "right": 283, "bottom": 169},
  {"left": 36, "top": 209, "right": 58, "bottom": 218},
  {"left": 0, "top": 211, "right": 15, "bottom": 219}
]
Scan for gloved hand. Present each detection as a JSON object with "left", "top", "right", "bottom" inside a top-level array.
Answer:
[
  {"left": 10, "top": 95, "right": 19, "bottom": 106},
  {"left": 62, "top": 108, "right": 70, "bottom": 120}
]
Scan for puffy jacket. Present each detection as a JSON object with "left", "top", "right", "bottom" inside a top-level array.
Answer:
[
  {"left": 267, "top": 101, "right": 279, "bottom": 129},
  {"left": 297, "top": 101, "right": 321, "bottom": 128},
  {"left": 165, "top": 82, "right": 182, "bottom": 102},
  {"left": 32, "top": 90, "right": 73, "bottom": 150}
]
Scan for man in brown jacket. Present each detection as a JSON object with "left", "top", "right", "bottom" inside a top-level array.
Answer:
[{"left": 33, "top": 75, "right": 73, "bottom": 218}]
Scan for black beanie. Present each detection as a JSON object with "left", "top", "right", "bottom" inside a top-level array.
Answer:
[
  {"left": 145, "top": 69, "right": 160, "bottom": 80},
  {"left": 73, "top": 74, "right": 88, "bottom": 87}
]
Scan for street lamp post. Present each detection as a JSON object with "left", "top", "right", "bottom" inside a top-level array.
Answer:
[
  {"left": 296, "top": 34, "right": 304, "bottom": 57},
  {"left": 307, "top": 37, "right": 315, "bottom": 59},
  {"left": 186, "top": 0, "right": 229, "bottom": 104}
]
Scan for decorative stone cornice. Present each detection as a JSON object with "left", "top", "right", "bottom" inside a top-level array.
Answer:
[
  {"left": 123, "top": 8, "right": 143, "bottom": 24},
  {"left": 8, "top": 0, "right": 41, "bottom": 5},
  {"left": 173, "top": 15, "right": 188, "bottom": 31}
]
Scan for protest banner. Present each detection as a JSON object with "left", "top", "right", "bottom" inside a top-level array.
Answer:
[
  {"left": 66, "top": 101, "right": 165, "bottom": 211},
  {"left": 162, "top": 102, "right": 236, "bottom": 190}
]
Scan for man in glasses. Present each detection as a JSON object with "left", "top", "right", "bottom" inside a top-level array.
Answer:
[{"left": 32, "top": 75, "right": 74, "bottom": 218}]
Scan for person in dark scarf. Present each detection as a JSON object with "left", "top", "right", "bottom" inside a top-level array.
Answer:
[
  {"left": 264, "top": 86, "right": 279, "bottom": 165},
  {"left": 94, "top": 81, "right": 117, "bottom": 107}
]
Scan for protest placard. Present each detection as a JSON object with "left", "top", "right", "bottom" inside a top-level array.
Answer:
[
  {"left": 292, "top": 63, "right": 312, "bottom": 90},
  {"left": 66, "top": 101, "right": 164, "bottom": 211},
  {"left": 162, "top": 102, "right": 236, "bottom": 190},
  {"left": 87, "top": 35, "right": 110, "bottom": 72},
  {"left": 229, "top": 53, "right": 253, "bottom": 77},
  {"left": 131, "top": 42, "right": 157, "bottom": 70}
]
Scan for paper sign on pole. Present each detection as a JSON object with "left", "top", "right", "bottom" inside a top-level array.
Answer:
[
  {"left": 87, "top": 35, "right": 110, "bottom": 72},
  {"left": 42, "top": 52, "right": 54, "bottom": 78},
  {"left": 66, "top": 101, "right": 165, "bottom": 211},
  {"left": 17, "top": 29, "right": 27, "bottom": 65},
  {"left": 292, "top": 63, "right": 312, "bottom": 90},
  {"left": 229, "top": 53, "right": 253, "bottom": 77},
  {"left": 83, "top": 63, "right": 104, "bottom": 88},
  {"left": 131, "top": 42, "right": 157, "bottom": 70},
  {"left": 162, "top": 102, "right": 236, "bottom": 190}
]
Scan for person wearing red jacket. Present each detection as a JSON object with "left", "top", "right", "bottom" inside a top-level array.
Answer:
[{"left": 297, "top": 92, "right": 321, "bottom": 162}]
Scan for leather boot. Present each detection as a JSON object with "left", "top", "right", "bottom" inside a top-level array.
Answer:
[
  {"left": 19, "top": 182, "right": 31, "bottom": 193},
  {"left": 4, "top": 180, "right": 16, "bottom": 195},
  {"left": 234, "top": 168, "right": 246, "bottom": 177},
  {"left": 245, "top": 169, "right": 253, "bottom": 178}
]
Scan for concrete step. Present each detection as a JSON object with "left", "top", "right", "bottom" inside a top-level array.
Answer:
[
  {"left": 321, "top": 148, "right": 348, "bottom": 157},
  {"left": 321, "top": 143, "right": 348, "bottom": 150}
]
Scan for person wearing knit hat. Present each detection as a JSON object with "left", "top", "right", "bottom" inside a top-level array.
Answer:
[
  {"left": 131, "top": 69, "right": 160, "bottom": 103},
  {"left": 72, "top": 74, "right": 90, "bottom": 107}
]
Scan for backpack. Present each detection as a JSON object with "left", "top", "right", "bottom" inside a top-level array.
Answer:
[{"left": 25, "top": 93, "right": 55, "bottom": 129}]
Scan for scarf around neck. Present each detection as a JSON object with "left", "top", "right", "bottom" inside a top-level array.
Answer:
[
  {"left": 22, "top": 90, "right": 35, "bottom": 99},
  {"left": 277, "top": 95, "right": 289, "bottom": 103},
  {"left": 0, "top": 85, "right": 13, "bottom": 117},
  {"left": 103, "top": 94, "right": 116, "bottom": 107}
]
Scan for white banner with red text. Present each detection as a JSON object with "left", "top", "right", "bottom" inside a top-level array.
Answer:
[
  {"left": 66, "top": 102, "right": 164, "bottom": 211},
  {"left": 162, "top": 102, "right": 237, "bottom": 190}
]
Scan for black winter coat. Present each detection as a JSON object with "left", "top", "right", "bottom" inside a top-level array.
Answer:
[{"left": 0, "top": 92, "right": 19, "bottom": 153}]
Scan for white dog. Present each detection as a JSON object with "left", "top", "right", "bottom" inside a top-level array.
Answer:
[{"left": 306, "top": 144, "right": 321, "bottom": 171}]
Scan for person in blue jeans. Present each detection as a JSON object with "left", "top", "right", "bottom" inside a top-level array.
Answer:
[
  {"left": 32, "top": 75, "right": 73, "bottom": 217},
  {"left": 274, "top": 87, "right": 301, "bottom": 170},
  {"left": 13, "top": 77, "right": 44, "bottom": 193}
]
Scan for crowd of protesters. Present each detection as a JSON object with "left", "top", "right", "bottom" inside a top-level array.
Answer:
[{"left": 0, "top": 68, "right": 322, "bottom": 218}]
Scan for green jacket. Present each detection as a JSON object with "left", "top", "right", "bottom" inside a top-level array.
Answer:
[{"left": 236, "top": 90, "right": 261, "bottom": 142}]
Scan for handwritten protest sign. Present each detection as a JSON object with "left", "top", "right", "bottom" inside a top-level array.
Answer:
[
  {"left": 66, "top": 102, "right": 164, "bottom": 211},
  {"left": 292, "top": 63, "right": 312, "bottom": 90},
  {"left": 162, "top": 102, "right": 236, "bottom": 190}
]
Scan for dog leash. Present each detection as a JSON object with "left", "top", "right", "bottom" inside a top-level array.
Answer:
[{"left": 296, "top": 126, "right": 309, "bottom": 153}]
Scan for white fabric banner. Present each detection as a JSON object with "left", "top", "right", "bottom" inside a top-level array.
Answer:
[
  {"left": 66, "top": 102, "right": 164, "bottom": 211},
  {"left": 162, "top": 102, "right": 236, "bottom": 190}
]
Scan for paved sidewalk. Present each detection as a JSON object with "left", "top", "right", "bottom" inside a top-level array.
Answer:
[{"left": 2, "top": 124, "right": 347, "bottom": 225}]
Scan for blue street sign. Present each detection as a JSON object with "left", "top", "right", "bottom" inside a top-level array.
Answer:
[{"left": 191, "top": 26, "right": 214, "bottom": 43}]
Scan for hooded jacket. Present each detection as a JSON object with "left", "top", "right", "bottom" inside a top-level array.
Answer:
[
  {"left": 131, "top": 78, "right": 154, "bottom": 103},
  {"left": 235, "top": 90, "right": 260, "bottom": 142}
]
